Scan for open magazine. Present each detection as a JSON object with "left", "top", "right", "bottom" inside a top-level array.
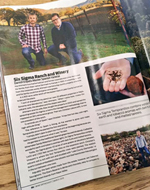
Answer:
[{"left": 0, "top": 0, "right": 150, "bottom": 190}]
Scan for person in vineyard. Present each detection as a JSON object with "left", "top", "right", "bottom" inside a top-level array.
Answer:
[
  {"left": 48, "top": 13, "right": 82, "bottom": 65},
  {"left": 18, "top": 13, "right": 47, "bottom": 69},
  {"left": 135, "top": 130, "right": 150, "bottom": 162}
]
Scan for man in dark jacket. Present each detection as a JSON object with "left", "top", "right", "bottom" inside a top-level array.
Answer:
[{"left": 48, "top": 13, "right": 82, "bottom": 65}]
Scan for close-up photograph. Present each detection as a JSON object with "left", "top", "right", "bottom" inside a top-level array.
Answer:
[{"left": 85, "top": 57, "right": 146, "bottom": 105}]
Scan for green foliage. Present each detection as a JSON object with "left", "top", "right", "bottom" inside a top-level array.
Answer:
[
  {"left": 38, "top": 13, "right": 51, "bottom": 23},
  {"left": 13, "top": 10, "right": 26, "bottom": 26},
  {"left": 21, "top": 8, "right": 42, "bottom": 18},
  {"left": 20, "top": 8, "right": 42, "bottom": 19},
  {"left": 109, "top": 3, "right": 126, "bottom": 26},
  {"left": 128, "top": 131, "right": 135, "bottom": 136},
  {"left": 120, "top": 131, "right": 128, "bottom": 138},
  {"left": 101, "top": 135, "right": 109, "bottom": 142},
  {"left": 110, "top": 135, "right": 120, "bottom": 141},
  {"left": 139, "top": 126, "right": 148, "bottom": 132},
  {"left": 102, "top": 124, "right": 150, "bottom": 142},
  {"left": 0, "top": 8, "right": 15, "bottom": 26}
]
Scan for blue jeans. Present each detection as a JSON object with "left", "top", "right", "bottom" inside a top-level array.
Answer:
[
  {"left": 139, "top": 146, "right": 150, "bottom": 162},
  {"left": 22, "top": 47, "right": 46, "bottom": 67},
  {"left": 47, "top": 44, "right": 82, "bottom": 64}
]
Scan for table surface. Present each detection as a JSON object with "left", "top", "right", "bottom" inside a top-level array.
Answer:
[{"left": 1, "top": 85, "right": 150, "bottom": 190}]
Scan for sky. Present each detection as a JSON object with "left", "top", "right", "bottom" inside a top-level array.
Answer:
[{"left": 0, "top": 0, "right": 86, "bottom": 10}]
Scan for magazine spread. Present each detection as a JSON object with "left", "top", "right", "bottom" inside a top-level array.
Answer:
[{"left": 1, "top": 0, "right": 150, "bottom": 190}]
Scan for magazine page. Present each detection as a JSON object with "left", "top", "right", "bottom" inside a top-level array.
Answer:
[
  {"left": 1, "top": 1, "right": 150, "bottom": 190},
  {"left": 117, "top": 0, "right": 150, "bottom": 97}
]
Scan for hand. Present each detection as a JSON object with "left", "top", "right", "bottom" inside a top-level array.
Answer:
[
  {"left": 120, "top": 73, "right": 146, "bottom": 97},
  {"left": 22, "top": 44, "right": 29, "bottom": 48},
  {"left": 119, "top": 90, "right": 135, "bottom": 98},
  {"left": 93, "top": 59, "right": 131, "bottom": 92},
  {"left": 138, "top": 150, "right": 140, "bottom": 152},
  {"left": 59, "top": 44, "right": 66, "bottom": 49},
  {"left": 44, "top": 48, "right": 48, "bottom": 55}
]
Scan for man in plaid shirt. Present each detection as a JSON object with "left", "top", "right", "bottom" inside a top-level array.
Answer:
[{"left": 19, "top": 13, "right": 47, "bottom": 69}]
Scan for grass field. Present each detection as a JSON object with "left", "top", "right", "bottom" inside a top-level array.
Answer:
[{"left": 0, "top": 24, "right": 134, "bottom": 75}]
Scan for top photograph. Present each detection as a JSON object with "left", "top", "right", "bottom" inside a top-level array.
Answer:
[{"left": 0, "top": 0, "right": 134, "bottom": 75}]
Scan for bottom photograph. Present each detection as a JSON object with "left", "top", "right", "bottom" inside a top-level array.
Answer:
[{"left": 102, "top": 124, "right": 150, "bottom": 175}]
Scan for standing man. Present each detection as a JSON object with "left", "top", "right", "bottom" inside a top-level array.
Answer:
[
  {"left": 135, "top": 130, "right": 150, "bottom": 162},
  {"left": 19, "top": 13, "right": 47, "bottom": 69},
  {"left": 48, "top": 13, "right": 82, "bottom": 65}
]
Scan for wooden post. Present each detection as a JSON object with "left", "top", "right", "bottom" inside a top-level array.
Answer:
[
  {"left": 75, "top": 16, "right": 85, "bottom": 35},
  {"left": 68, "top": 15, "right": 73, "bottom": 26},
  {"left": 83, "top": 9, "right": 97, "bottom": 39}
]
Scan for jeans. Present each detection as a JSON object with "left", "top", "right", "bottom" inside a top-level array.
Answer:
[
  {"left": 47, "top": 44, "right": 82, "bottom": 64},
  {"left": 139, "top": 146, "right": 150, "bottom": 162},
  {"left": 22, "top": 47, "right": 46, "bottom": 67}
]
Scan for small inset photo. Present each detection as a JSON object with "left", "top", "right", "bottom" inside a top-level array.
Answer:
[
  {"left": 85, "top": 57, "right": 146, "bottom": 106},
  {"left": 101, "top": 125, "right": 150, "bottom": 175}
]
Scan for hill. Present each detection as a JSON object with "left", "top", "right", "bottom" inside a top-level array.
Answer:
[{"left": 33, "top": 8, "right": 66, "bottom": 14}]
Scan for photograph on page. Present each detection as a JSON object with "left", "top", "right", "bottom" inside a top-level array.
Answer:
[
  {"left": 101, "top": 124, "right": 150, "bottom": 175},
  {"left": 0, "top": 0, "right": 134, "bottom": 75},
  {"left": 85, "top": 57, "right": 146, "bottom": 105}
]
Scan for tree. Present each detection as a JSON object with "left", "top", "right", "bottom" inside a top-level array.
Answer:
[
  {"left": 86, "top": 3, "right": 95, "bottom": 9},
  {"left": 13, "top": 10, "right": 26, "bottom": 26},
  {"left": 94, "top": 0, "right": 105, "bottom": 7},
  {"left": 38, "top": 13, "right": 51, "bottom": 23},
  {"left": 0, "top": 8, "right": 15, "bottom": 26},
  {"left": 65, "top": 8, "right": 75, "bottom": 17},
  {"left": 120, "top": 131, "right": 128, "bottom": 138},
  {"left": 74, "top": 6, "right": 80, "bottom": 13},
  {"left": 80, "top": 5, "right": 87, "bottom": 11},
  {"left": 20, "top": 8, "right": 42, "bottom": 20},
  {"left": 59, "top": 11, "right": 66, "bottom": 17},
  {"left": 42, "top": 13, "right": 51, "bottom": 23}
]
